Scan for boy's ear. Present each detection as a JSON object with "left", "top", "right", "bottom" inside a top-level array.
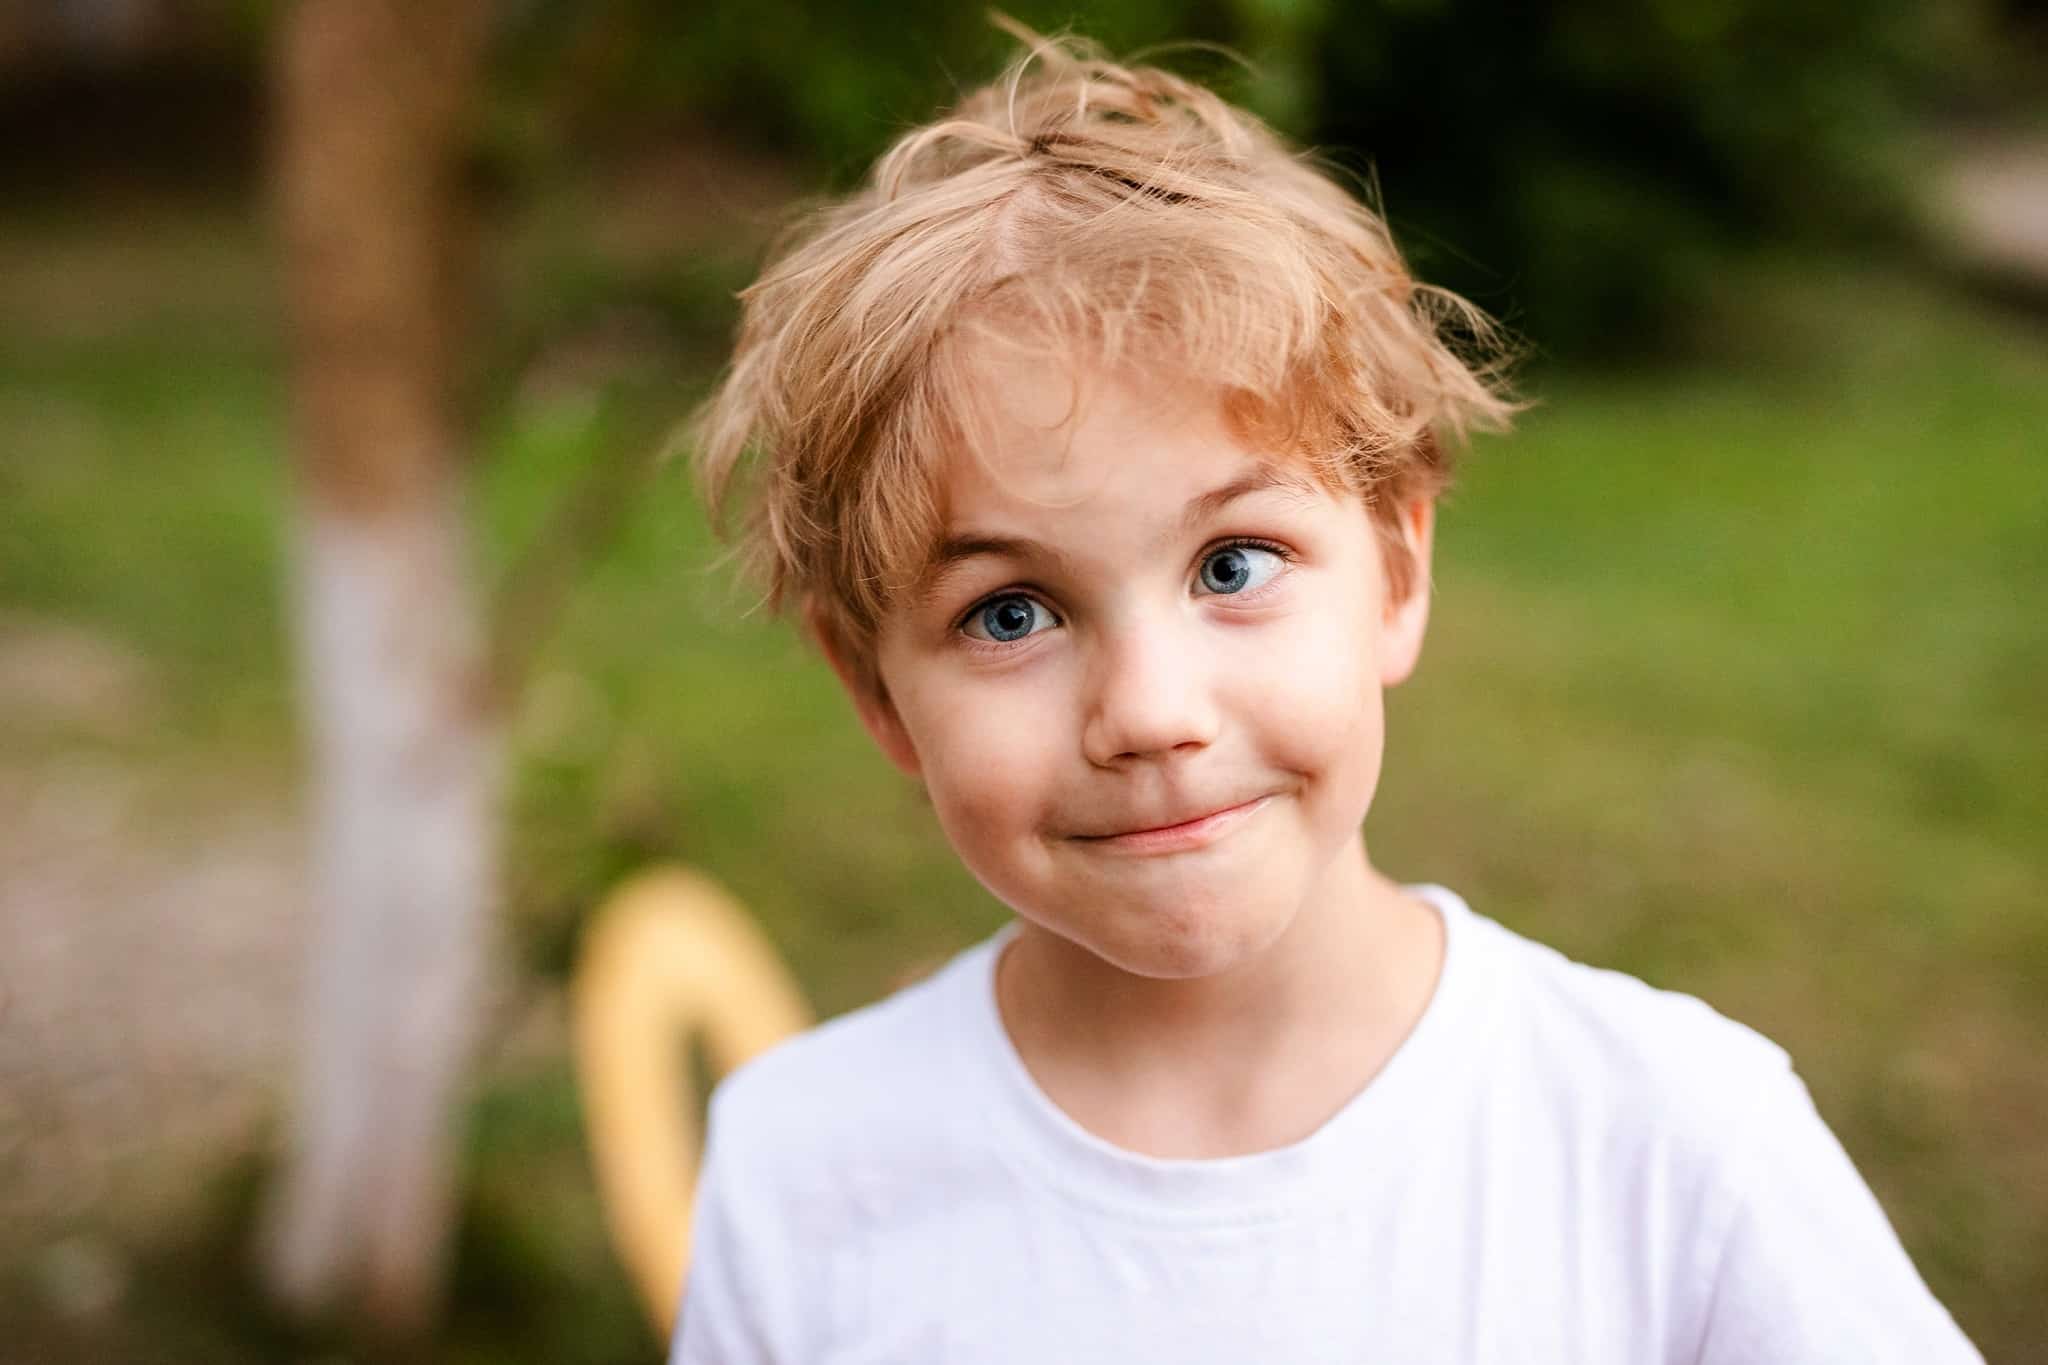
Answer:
[
  {"left": 805, "top": 601, "right": 923, "bottom": 780},
  {"left": 1378, "top": 498, "right": 1435, "bottom": 688}
]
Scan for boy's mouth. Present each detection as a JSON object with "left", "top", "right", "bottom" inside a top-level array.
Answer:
[{"left": 1071, "top": 794, "right": 1273, "bottom": 853}]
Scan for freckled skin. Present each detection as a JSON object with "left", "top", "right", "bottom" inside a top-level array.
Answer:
[{"left": 821, "top": 350, "right": 1433, "bottom": 991}]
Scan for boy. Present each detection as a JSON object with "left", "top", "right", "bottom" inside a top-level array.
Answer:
[{"left": 670, "top": 27, "right": 1981, "bottom": 1364}]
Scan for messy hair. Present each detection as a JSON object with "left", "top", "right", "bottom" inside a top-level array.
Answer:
[{"left": 688, "top": 20, "right": 1518, "bottom": 682}]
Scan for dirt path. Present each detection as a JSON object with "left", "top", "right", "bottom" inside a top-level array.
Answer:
[{"left": 0, "top": 620, "right": 308, "bottom": 1272}]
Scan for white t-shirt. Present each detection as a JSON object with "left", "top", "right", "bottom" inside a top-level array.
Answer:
[{"left": 670, "top": 885, "right": 1981, "bottom": 1364}]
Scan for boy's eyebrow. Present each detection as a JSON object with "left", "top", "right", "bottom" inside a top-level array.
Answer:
[
  {"left": 916, "top": 464, "right": 1318, "bottom": 602},
  {"left": 1179, "top": 464, "right": 1322, "bottom": 524},
  {"left": 913, "top": 534, "right": 1076, "bottom": 607}
]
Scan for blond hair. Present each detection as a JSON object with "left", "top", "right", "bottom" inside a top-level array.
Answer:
[{"left": 689, "top": 22, "right": 1518, "bottom": 680}]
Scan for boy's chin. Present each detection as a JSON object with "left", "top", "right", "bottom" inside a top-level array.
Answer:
[{"left": 1065, "top": 901, "right": 1298, "bottom": 982}]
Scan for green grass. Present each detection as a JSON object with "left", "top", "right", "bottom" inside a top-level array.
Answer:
[
  {"left": 0, "top": 220, "right": 293, "bottom": 770},
  {"left": 3, "top": 212, "right": 2042, "bottom": 1359}
]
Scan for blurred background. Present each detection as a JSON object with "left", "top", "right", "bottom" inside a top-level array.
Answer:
[{"left": 2, "top": 0, "right": 2044, "bottom": 1360}]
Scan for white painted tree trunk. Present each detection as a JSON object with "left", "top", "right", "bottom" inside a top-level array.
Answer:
[
  {"left": 264, "top": 0, "right": 492, "bottom": 1332},
  {"left": 267, "top": 493, "right": 499, "bottom": 1329}
]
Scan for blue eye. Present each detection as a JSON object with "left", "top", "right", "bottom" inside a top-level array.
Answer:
[
  {"left": 1197, "top": 543, "right": 1284, "bottom": 595},
  {"left": 962, "top": 594, "right": 1055, "bottom": 644}
]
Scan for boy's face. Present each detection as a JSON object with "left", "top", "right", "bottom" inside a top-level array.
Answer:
[{"left": 825, "top": 347, "right": 1433, "bottom": 982}]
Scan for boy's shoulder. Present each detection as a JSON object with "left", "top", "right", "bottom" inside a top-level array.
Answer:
[
  {"left": 1487, "top": 908, "right": 1786, "bottom": 1054},
  {"left": 700, "top": 935, "right": 995, "bottom": 1186},
  {"left": 1461, "top": 896, "right": 1795, "bottom": 1153}
]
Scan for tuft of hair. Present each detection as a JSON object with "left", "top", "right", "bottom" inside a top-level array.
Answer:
[{"left": 686, "top": 17, "right": 1520, "bottom": 679}]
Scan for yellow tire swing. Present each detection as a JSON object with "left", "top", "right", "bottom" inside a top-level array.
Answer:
[{"left": 569, "top": 866, "right": 811, "bottom": 1335}]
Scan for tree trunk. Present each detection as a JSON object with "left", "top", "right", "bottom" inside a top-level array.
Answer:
[{"left": 264, "top": 0, "right": 494, "bottom": 1335}]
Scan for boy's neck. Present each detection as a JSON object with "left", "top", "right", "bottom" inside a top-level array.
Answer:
[{"left": 993, "top": 837, "right": 1445, "bottom": 1161}]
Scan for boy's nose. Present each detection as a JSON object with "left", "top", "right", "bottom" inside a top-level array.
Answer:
[{"left": 1079, "top": 616, "right": 1220, "bottom": 768}]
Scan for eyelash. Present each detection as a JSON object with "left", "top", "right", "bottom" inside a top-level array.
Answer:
[{"left": 952, "top": 537, "right": 1295, "bottom": 651}]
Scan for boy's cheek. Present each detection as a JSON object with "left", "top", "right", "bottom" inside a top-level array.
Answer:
[
  {"left": 920, "top": 727, "right": 1058, "bottom": 840},
  {"left": 926, "top": 769, "right": 1065, "bottom": 911},
  {"left": 1283, "top": 687, "right": 1385, "bottom": 788},
  {"left": 1228, "top": 607, "right": 1381, "bottom": 724},
  {"left": 1239, "top": 629, "right": 1387, "bottom": 793}
]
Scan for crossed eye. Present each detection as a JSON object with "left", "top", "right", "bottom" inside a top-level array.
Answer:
[
  {"left": 1198, "top": 544, "right": 1282, "bottom": 595},
  {"left": 962, "top": 543, "right": 1286, "bottom": 645}
]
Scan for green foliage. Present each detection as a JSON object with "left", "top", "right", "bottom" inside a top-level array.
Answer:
[
  {"left": 485, "top": 3, "right": 1285, "bottom": 179},
  {"left": 1304, "top": 0, "right": 2006, "bottom": 355}
]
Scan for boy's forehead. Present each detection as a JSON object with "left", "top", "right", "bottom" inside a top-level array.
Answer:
[
  {"left": 957, "top": 336, "right": 1179, "bottom": 423},
  {"left": 921, "top": 357, "right": 1326, "bottom": 572},
  {"left": 942, "top": 334, "right": 1232, "bottom": 509}
]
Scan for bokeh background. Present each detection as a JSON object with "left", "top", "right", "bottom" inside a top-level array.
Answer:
[{"left": 3, "top": 0, "right": 2044, "bottom": 1360}]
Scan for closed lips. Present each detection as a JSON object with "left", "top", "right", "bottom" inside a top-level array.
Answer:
[{"left": 1074, "top": 795, "right": 1267, "bottom": 840}]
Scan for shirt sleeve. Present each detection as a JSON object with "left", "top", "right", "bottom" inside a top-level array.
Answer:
[
  {"left": 1692, "top": 1067, "right": 1983, "bottom": 1365},
  {"left": 667, "top": 1091, "right": 801, "bottom": 1365}
]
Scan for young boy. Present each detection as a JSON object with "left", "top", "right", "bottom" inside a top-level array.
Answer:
[{"left": 670, "top": 28, "right": 1982, "bottom": 1364}]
